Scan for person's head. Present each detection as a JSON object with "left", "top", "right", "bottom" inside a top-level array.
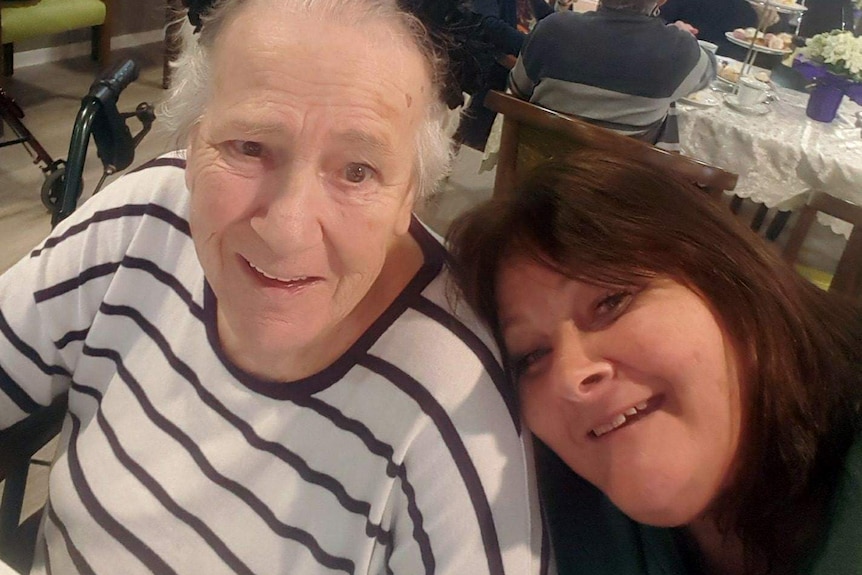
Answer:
[
  {"left": 599, "top": 0, "right": 665, "bottom": 15},
  {"left": 162, "top": 0, "right": 452, "bottom": 381},
  {"left": 448, "top": 150, "right": 862, "bottom": 562}
]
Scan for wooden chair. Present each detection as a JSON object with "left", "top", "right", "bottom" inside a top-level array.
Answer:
[
  {"left": 783, "top": 192, "right": 862, "bottom": 302},
  {"left": 0, "top": 0, "right": 113, "bottom": 77},
  {"left": 484, "top": 90, "right": 739, "bottom": 200},
  {"left": 483, "top": 91, "right": 799, "bottom": 241}
]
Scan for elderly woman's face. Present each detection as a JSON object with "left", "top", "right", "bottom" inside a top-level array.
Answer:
[
  {"left": 496, "top": 256, "right": 743, "bottom": 527},
  {"left": 186, "top": 6, "right": 431, "bottom": 379}
]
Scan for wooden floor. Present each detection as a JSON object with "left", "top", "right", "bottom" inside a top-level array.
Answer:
[{"left": 0, "top": 41, "right": 496, "bottom": 525}]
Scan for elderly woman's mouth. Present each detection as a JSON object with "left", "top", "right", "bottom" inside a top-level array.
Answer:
[{"left": 245, "top": 259, "right": 318, "bottom": 287}]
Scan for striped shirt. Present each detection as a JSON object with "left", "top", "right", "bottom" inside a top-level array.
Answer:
[
  {"left": 508, "top": 8, "right": 716, "bottom": 151},
  {"left": 0, "top": 155, "right": 549, "bottom": 575}
]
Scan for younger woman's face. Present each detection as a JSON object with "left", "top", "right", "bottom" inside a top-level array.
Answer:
[{"left": 496, "top": 255, "right": 743, "bottom": 527}]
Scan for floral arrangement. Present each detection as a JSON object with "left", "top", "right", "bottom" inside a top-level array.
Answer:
[{"left": 801, "top": 30, "right": 862, "bottom": 82}]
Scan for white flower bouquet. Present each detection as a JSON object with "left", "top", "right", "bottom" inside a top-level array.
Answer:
[{"left": 801, "top": 30, "right": 862, "bottom": 83}]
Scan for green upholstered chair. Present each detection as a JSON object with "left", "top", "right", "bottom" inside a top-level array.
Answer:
[{"left": 0, "top": 0, "right": 113, "bottom": 76}]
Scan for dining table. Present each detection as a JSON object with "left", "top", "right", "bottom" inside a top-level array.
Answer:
[{"left": 677, "top": 65, "right": 862, "bottom": 235}]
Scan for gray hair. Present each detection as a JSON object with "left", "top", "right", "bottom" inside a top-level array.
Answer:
[{"left": 160, "top": 0, "right": 452, "bottom": 198}]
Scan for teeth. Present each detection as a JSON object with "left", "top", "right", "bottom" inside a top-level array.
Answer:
[
  {"left": 591, "top": 400, "right": 651, "bottom": 438},
  {"left": 247, "top": 261, "right": 306, "bottom": 283}
]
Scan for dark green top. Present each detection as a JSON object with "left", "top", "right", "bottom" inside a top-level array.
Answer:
[{"left": 541, "top": 438, "right": 862, "bottom": 574}]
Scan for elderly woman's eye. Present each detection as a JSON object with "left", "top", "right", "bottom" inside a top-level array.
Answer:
[
  {"left": 238, "top": 141, "right": 263, "bottom": 157},
  {"left": 344, "top": 163, "right": 374, "bottom": 184}
]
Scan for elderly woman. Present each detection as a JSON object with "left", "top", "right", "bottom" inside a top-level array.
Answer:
[
  {"left": 448, "top": 150, "right": 862, "bottom": 574},
  {"left": 508, "top": 0, "right": 716, "bottom": 150},
  {"left": 0, "top": 1, "right": 548, "bottom": 573}
]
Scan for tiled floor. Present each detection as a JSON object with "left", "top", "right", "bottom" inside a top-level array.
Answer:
[{"left": 0, "top": 41, "right": 496, "bottom": 524}]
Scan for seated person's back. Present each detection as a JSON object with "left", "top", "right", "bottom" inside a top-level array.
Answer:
[{"left": 509, "top": 0, "right": 715, "bottom": 147}]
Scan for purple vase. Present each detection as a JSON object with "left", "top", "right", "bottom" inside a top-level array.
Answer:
[{"left": 806, "top": 83, "right": 844, "bottom": 123}]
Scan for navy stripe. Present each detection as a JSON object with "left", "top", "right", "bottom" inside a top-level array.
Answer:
[
  {"left": 99, "top": 301, "right": 390, "bottom": 544},
  {"left": 56, "top": 328, "right": 90, "bottom": 350},
  {"left": 66, "top": 411, "right": 179, "bottom": 573},
  {"left": 82, "top": 343, "right": 355, "bottom": 574},
  {"left": 30, "top": 204, "right": 191, "bottom": 258},
  {"left": 540, "top": 500, "right": 551, "bottom": 575},
  {"left": 412, "top": 295, "right": 519, "bottom": 434},
  {"left": 393, "top": 453, "right": 434, "bottom": 575},
  {"left": 120, "top": 256, "right": 204, "bottom": 320},
  {"left": 42, "top": 529, "right": 52, "bottom": 575},
  {"left": 0, "top": 307, "right": 71, "bottom": 380},
  {"left": 46, "top": 503, "right": 97, "bottom": 575},
  {"left": 361, "top": 354, "right": 507, "bottom": 575},
  {"left": 71, "top": 382, "right": 257, "bottom": 575},
  {"left": 0, "top": 362, "right": 43, "bottom": 414},
  {"left": 291, "top": 395, "right": 429, "bottom": 555},
  {"left": 35, "top": 256, "right": 203, "bottom": 322},
  {"left": 128, "top": 156, "right": 187, "bottom": 174},
  {"left": 290, "top": 396, "right": 397, "bottom": 467},
  {"left": 34, "top": 262, "right": 121, "bottom": 303}
]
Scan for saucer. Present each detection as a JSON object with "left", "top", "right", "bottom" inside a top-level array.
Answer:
[
  {"left": 724, "top": 95, "right": 770, "bottom": 116},
  {"left": 680, "top": 90, "right": 720, "bottom": 107}
]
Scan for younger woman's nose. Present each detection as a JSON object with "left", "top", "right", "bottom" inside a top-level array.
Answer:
[{"left": 548, "top": 326, "right": 613, "bottom": 401}]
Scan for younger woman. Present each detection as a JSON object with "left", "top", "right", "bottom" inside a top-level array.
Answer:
[{"left": 448, "top": 150, "right": 862, "bottom": 574}]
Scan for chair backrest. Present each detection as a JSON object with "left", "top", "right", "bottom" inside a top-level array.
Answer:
[
  {"left": 484, "top": 90, "right": 739, "bottom": 199},
  {"left": 0, "top": 0, "right": 113, "bottom": 76},
  {"left": 783, "top": 192, "right": 862, "bottom": 302},
  {"left": 0, "top": 395, "right": 66, "bottom": 572}
]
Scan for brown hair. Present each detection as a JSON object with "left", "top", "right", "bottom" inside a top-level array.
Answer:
[{"left": 447, "top": 149, "right": 862, "bottom": 572}]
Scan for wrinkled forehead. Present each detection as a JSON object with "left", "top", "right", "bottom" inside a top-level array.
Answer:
[
  {"left": 214, "top": 0, "right": 436, "bottom": 80},
  {"left": 210, "top": 1, "right": 436, "bottom": 112}
]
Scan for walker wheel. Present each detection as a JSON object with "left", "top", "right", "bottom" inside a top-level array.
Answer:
[{"left": 41, "top": 162, "right": 66, "bottom": 213}]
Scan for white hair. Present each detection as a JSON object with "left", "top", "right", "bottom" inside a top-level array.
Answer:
[{"left": 160, "top": 0, "right": 452, "bottom": 198}]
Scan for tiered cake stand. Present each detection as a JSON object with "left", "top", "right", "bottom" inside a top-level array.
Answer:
[{"left": 723, "top": 0, "right": 806, "bottom": 81}]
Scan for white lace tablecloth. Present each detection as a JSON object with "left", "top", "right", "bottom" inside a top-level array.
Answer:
[
  {"left": 481, "top": 81, "right": 862, "bottom": 234},
  {"left": 678, "top": 83, "right": 862, "bottom": 213}
]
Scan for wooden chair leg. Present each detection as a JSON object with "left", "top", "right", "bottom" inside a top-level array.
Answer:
[
  {"left": 2, "top": 43, "right": 13, "bottom": 77},
  {"left": 765, "top": 210, "right": 792, "bottom": 242},
  {"left": 92, "top": 24, "right": 111, "bottom": 68},
  {"left": 91, "top": 26, "right": 100, "bottom": 61},
  {"left": 750, "top": 204, "right": 769, "bottom": 232},
  {"left": 94, "top": 0, "right": 113, "bottom": 68}
]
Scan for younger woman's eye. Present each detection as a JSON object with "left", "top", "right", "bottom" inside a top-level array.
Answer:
[
  {"left": 591, "top": 289, "right": 634, "bottom": 328},
  {"left": 344, "top": 163, "right": 374, "bottom": 184},
  {"left": 598, "top": 291, "right": 630, "bottom": 312},
  {"left": 511, "top": 348, "right": 550, "bottom": 380}
]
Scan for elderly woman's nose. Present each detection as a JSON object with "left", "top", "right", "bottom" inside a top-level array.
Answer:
[
  {"left": 548, "top": 327, "right": 613, "bottom": 400},
  {"left": 249, "top": 167, "right": 324, "bottom": 251}
]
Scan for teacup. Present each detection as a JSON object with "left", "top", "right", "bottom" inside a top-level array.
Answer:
[
  {"left": 736, "top": 76, "right": 769, "bottom": 107},
  {"left": 698, "top": 40, "right": 719, "bottom": 54}
]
